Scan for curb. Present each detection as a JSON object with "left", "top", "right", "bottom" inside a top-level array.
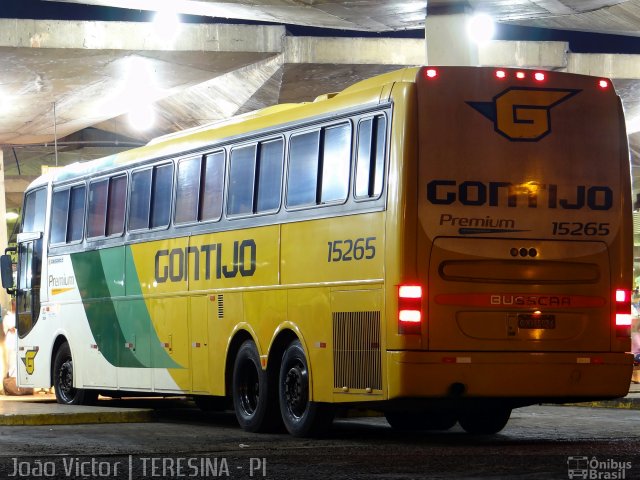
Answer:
[{"left": 0, "top": 409, "right": 154, "bottom": 426}]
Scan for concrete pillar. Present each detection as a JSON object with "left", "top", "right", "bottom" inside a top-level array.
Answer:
[
  {"left": 425, "top": 2, "right": 478, "bottom": 66},
  {"left": 0, "top": 150, "right": 9, "bottom": 316}
]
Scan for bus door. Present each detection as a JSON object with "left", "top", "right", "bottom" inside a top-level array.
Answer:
[{"left": 15, "top": 232, "right": 43, "bottom": 338}]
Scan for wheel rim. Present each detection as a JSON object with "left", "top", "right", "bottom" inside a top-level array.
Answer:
[
  {"left": 238, "top": 361, "right": 260, "bottom": 416},
  {"left": 283, "top": 360, "right": 308, "bottom": 419},
  {"left": 57, "top": 357, "right": 75, "bottom": 403}
]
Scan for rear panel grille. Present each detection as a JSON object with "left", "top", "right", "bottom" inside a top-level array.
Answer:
[{"left": 333, "top": 311, "right": 382, "bottom": 391}]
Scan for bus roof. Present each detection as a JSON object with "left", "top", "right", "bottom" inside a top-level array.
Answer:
[{"left": 29, "top": 66, "right": 416, "bottom": 190}]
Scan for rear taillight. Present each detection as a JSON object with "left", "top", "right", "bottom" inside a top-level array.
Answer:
[
  {"left": 398, "top": 285, "right": 423, "bottom": 335},
  {"left": 614, "top": 288, "right": 632, "bottom": 336}
]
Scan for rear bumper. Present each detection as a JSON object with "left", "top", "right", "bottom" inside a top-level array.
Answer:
[{"left": 387, "top": 351, "right": 634, "bottom": 401}]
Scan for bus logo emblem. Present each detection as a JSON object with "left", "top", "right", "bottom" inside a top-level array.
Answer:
[
  {"left": 467, "top": 87, "right": 580, "bottom": 141},
  {"left": 21, "top": 348, "right": 38, "bottom": 375}
]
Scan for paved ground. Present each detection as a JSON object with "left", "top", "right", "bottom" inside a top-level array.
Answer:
[{"left": 0, "top": 381, "right": 637, "bottom": 426}]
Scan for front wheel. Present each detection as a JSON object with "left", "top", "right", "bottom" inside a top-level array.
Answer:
[
  {"left": 53, "top": 342, "right": 97, "bottom": 405},
  {"left": 279, "top": 340, "right": 334, "bottom": 437},
  {"left": 458, "top": 406, "right": 511, "bottom": 435}
]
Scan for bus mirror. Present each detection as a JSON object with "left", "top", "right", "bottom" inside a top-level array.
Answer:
[{"left": 0, "top": 254, "right": 14, "bottom": 290}]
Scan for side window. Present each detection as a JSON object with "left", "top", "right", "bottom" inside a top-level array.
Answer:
[
  {"left": 175, "top": 156, "right": 201, "bottom": 224},
  {"left": 201, "top": 151, "right": 225, "bottom": 221},
  {"left": 22, "top": 188, "right": 47, "bottom": 233},
  {"left": 51, "top": 185, "right": 85, "bottom": 244},
  {"left": 287, "top": 130, "right": 320, "bottom": 208},
  {"left": 228, "top": 145, "right": 256, "bottom": 216},
  {"left": 228, "top": 138, "right": 283, "bottom": 217},
  {"left": 106, "top": 175, "right": 127, "bottom": 236},
  {"left": 88, "top": 179, "right": 108, "bottom": 238},
  {"left": 67, "top": 186, "right": 86, "bottom": 242},
  {"left": 50, "top": 190, "right": 70, "bottom": 244},
  {"left": 150, "top": 164, "right": 173, "bottom": 229},
  {"left": 129, "top": 169, "right": 152, "bottom": 230},
  {"left": 321, "top": 123, "right": 351, "bottom": 203},
  {"left": 286, "top": 122, "right": 351, "bottom": 208},
  {"left": 256, "top": 139, "right": 283, "bottom": 213},
  {"left": 355, "top": 114, "right": 387, "bottom": 199},
  {"left": 129, "top": 164, "right": 173, "bottom": 231}
]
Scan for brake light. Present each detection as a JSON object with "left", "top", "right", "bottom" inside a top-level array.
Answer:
[
  {"left": 425, "top": 68, "right": 438, "bottom": 79},
  {"left": 614, "top": 288, "right": 632, "bottom": 337},
  {"left": 516, "top": 71, "right": 526, "bottom": 79},
  {"left": 598, "top": 79, "right": 609, "bottom": 89},
  {"left": 534, "top": 72, "right": 545, "bottom": 82},
  {"left": 398, "top": 284, "right": 423, "bottom": 335},
  {"left": 495, "top": 70, "right": 506, "bottom": 79}
]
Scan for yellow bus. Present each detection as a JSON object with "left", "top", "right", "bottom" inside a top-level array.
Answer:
[{"left": 1, "top": 66, "right": 634, "bottom": 436}]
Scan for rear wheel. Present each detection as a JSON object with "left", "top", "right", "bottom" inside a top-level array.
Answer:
[
  {"left": 279, "top": 340, "right": 334, "bottom": 437},
  {"left": 458, "top": 406, "right": 511, "bottom": 435},
  {"left": 232, "top": 340, "right": 280, "bottom": 432},
  {"left": 53, "top": 342, "right": 97, "bottom": 405},
  {"left": 385, "top": 411, "right": 457, "bottom": 431}
]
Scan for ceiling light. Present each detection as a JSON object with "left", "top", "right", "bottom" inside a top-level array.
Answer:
[{"left": 467, "top": 13, "right": 495, "bottom": 44}]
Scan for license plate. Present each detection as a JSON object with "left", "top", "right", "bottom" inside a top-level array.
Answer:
[{"left": 518, "top": 314, "right": 556, "bottom": 329}]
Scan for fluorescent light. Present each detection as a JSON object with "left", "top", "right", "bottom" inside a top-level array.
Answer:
[{"left": 5, "top": 212, "right": 19, "bottom": 221}]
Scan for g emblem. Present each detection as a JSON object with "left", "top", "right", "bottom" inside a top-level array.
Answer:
[{"left": 468, "top": 87, "right": 580, "bottom": 141}]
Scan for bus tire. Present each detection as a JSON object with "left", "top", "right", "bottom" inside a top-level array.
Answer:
[
  {"left": 385, "top": 411, "right": 457, "bottom": 431},
  {"left": 232, "top": 340, "right": 280, "bottom": 432},
  {"left": 458, "top": 406, "right": 511, "bottom": 435},
  {"left": 279, "top": 340, "right": 334, "bottom": 437},
  {"left": 53, "top": 342, "right": 97, "bottom": 406}
]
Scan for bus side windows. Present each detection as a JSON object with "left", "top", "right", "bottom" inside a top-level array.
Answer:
[
  {"left": 129, "top": 164, "right": 173, "bottom": 231},
  {"left": 286, "top": 122, "right": 351, "bottom": 209},
  {"left": 355, "top": 114, "right": 386, "bottom": 199},
  {"left": 287, "top": 130, "right": 320, "bottom": 208},
  {"left": 50, "top": 185, "right": 86, "bottom": 244},
  {"left": 175, "top": 151, "right": 226, "bottom": 224},
  {"left": 228, "top": 138, "right": 283, "bottom": 217},
  {"left": 106, "top": 175, "right": 127, "bottom": 236},
  {"left": 321, "top": 123, "right": 351, "bottom": 203},
  {"left": 87, "top": 179, "right": 108, "bottom": 238}
]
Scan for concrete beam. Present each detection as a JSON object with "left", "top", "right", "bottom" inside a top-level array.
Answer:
[
  {"left": 284, "top": 37, "right": 425, "bottom": 65},
  {"left": 0, "top": 19, "right": 285, "bottom": 52}
]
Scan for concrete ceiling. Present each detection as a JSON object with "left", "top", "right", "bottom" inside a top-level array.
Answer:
[
  {"left": 2, "top": 0, "right": 640, "bottom": 219},
  {"left": 42, "top": 0, "right": 640, "bottom": 36}
]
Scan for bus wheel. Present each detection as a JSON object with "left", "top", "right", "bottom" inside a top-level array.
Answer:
[
  {"left": 279, "top": 340, "right": 334, "bottom": 437},
  {"left": 53, "top": 343, "right": 97, "bottom": 405},
  {"left": 385, "top": 411, "right": 457, "bottom": 431},
  {"left": 458, "top": 407, "right": 511, "bottom": 435},
  {"left": 232, "top": 340, "right": 279, "bottom": 432}
]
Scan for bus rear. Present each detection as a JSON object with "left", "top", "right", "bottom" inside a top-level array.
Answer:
[{"left": 387, "top": 67, "right": 633, "bottom": 432}]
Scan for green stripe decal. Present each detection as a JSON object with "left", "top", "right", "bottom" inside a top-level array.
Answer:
[{"left": 70, "top": 247, "right": 181, "bottom": 369}]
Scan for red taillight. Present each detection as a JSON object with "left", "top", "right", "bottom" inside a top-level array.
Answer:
[
  {"left": 398, "top": 284, "right": 423, "bottom": 334},
  {"left": 598, "top": 79, "right": 609, "bottom": 89},
  {"left": 516, "top": 71, "right": 526, "bottom": 79},
  {"left": 495, "top": 70, "right": 506, "bottom": 79},
  {"left": 425, "top": 68, "right": 438, "bottom": 79},
  {"left": 614, "top": 289, "right": 632, "bottom": 336},
  {"left": 534, "top": 72, "right": 545, "bottom": 81}
]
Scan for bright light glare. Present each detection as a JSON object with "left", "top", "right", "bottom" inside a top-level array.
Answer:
[
  {"left": 5, "top": 212, "right": 19, "bottom": 221},
  {"left": 153, "top": 8, "right": 181, "bottom": 44},
  {"left": 534, "top": 72, "right": 545, "bottom": 81},
  {"left": 128, "top": 103, "right": 155, "bottom": 131},
  {"left": 467, "top": 13, "right": 495, "bottom": 44}
]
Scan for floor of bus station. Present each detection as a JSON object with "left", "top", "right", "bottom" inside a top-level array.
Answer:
[{"left": 0, "top": 381, "right": 637, "bottom": 426}]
